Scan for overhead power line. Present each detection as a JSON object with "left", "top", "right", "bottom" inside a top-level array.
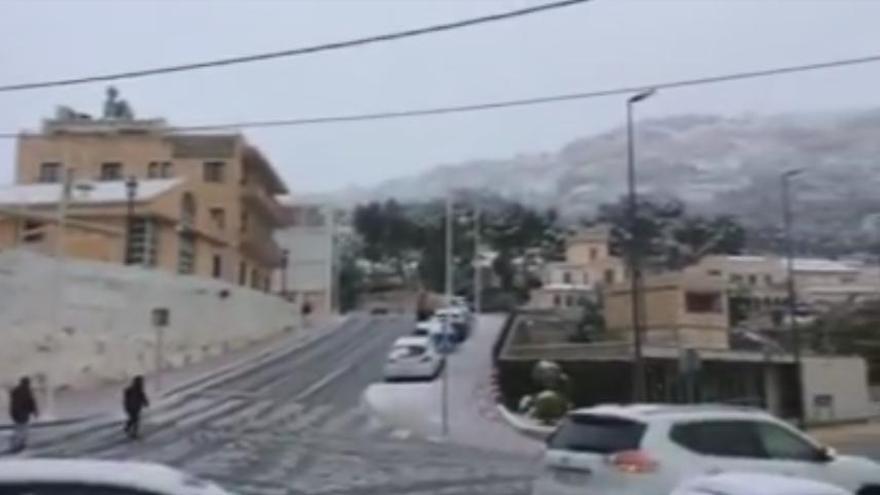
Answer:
[
  {"left": 0, "top": 51, "right": 878, "bottom": 139},
  {"left": 0, "top": 0, "right": 592, "bottom": 93}
]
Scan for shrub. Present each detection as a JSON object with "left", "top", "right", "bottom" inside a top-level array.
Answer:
[{"left": 533, "top": 390, "right": 568, "bottom": 425}]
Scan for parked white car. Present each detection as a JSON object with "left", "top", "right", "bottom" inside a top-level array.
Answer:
[
  {"left": 383, "top": 335, "right": 444, "bottom": 381},
  {"left": 0, "top": 459, "right": 232, "bottom": 495},
  {"left": 671, "top": 472, "right": 851, "bottom": 495},
  {"left": 531, "top": 404, "right": 880, "bottom": 495}
]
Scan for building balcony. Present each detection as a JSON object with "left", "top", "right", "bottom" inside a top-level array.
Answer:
[
  {"left": 240, "top": 235, "right": 284, "bottom": 268},
  {"left": 241, "top": 183, "right": 286, "bottom": 226}
]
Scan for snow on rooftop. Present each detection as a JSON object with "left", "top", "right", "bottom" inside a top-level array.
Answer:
[
  {"left": 0, "top": 178, "right": 182, "bottom": 206},
  {"left": 790, "top": 258, "right": 858, "bottom": 273}
]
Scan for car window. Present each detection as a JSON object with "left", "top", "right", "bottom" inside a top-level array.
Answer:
[
  {"left": 755, "top": 422, "right": 820, "bottom": 461},
  {"left": 0, "top": 483, "right": 160, "bottom": 495},
  {"left": 549, "top": 414, "right": 645, "bottom": 454},
  {"left": 670, "top": 420, "right": 766, "bottom": 458},
  {"left": 391, "top": 345, "right": 426, "bottom": 358}
]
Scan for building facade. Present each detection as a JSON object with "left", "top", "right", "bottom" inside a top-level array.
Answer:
[
  {"left": 4, "top": 108, "right": 287, "bottom": 289},
  {"left": 604, "top": 272, "right": 730, "bottom": 350},
  {"left": 274, "top": 203, "right": 335, "bottom": 314},
  {"left": 530, "top": 226, "right": 626, "bottom": 310}
]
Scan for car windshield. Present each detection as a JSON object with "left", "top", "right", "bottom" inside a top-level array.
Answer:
[
  {"left": 3, "top": 2, "right": 878, "bottom": 494},
  {"left": 549, "top": 414, "right": 646, "bottom": 454}
]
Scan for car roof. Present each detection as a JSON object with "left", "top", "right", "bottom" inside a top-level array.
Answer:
[
  {"left": 393, "top": 336, "right": 431, "bottom": 347},
  {"left": 676, "top": 472, "right": 850, "bottom": 495},
  {"left": 569, "top": 403, "right": 775, "bottom": 423},
  {"left": 0, "top": 459, "right": 227, "bottom": 495}
]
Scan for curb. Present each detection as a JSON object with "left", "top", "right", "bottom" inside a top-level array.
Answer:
[{"left": 495, "top": 404, "right": 554, "bottom": 441}]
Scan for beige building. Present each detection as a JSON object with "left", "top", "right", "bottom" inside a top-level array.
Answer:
[
  {"left": 530, "top": 226, "right": 626, "bottom": 310},
  {"left": 604, "top": 272, "right": 730, "bottom": 350},
  {"left": 1, "top": 105, "right": 288, "bottom": 290}
]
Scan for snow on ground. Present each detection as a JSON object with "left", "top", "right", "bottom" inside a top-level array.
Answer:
[{"left": 363, "top": 314, "right": 542, "bottom": 456}]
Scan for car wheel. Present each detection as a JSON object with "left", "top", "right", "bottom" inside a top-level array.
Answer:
[{"left": 857, "top": 485, "right": 880, "bottom": 495}]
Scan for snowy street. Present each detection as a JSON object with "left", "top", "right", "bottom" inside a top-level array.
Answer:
[
  {"left": 7, "top": 314, "right": 534, "bottom": 495},
  {"left": 364, "top": 314, "right": 542, "bottom": 455}
]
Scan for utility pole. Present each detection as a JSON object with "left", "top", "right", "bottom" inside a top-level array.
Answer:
[
  {"left": 47, "top": 168, "right": 74, "bottom": 419},
  {"left": 782, "top": 168, "right": 805, "bottom": 428},
  {"left": 626, "top": 89, "right": 655, "bottom": 403},
  {"left": 473, "top": 202, "right": 481, "bottom": 333},
  {"left": 442, "top": 195, "right": 453, "bottom": 436}
]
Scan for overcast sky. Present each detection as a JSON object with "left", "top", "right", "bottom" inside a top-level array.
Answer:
[{"left": 1, "top": 0, "right": 878, "bottom": 194}]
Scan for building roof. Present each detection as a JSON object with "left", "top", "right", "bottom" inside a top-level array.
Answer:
[
  {"left": 0, "top": 178, "right": 182, "bottom": 206},
  {"left": 790, "top": 258, "right": 858, "bottom": 273}
]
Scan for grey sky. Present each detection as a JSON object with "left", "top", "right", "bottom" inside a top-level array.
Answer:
[{"left": 1, "top": 0, "right": 878, "bottom": 194}]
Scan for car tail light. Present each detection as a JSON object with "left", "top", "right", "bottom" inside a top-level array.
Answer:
[{"left": 607, "top": 450, "right": 658, "bottom": 474}]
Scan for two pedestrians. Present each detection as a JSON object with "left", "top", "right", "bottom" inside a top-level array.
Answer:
[
  {"left": 8, "top": 377, "right": 38, "bottom": 453},
  {"left": 122, "top": 375, "right": 149, "bottom": 439}
]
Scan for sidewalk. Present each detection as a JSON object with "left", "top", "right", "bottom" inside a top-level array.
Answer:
[
  {"left": 363, "top": 314, "right": 542, "bottom": 456},
  {"left": 1, "top": 316, "right": 345, "bottom": 428}
]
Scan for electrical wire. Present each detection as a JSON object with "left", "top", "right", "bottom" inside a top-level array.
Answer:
[
  {"left": 0, "top": 0, "right": 592, "bottom": 92},
  {"left": 0, "top": 52, "right": 878, "bottom": 138}
]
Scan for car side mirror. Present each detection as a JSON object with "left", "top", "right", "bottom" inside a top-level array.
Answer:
[{"left": 816, "top": 445, "right": 837, "bottom": 463}]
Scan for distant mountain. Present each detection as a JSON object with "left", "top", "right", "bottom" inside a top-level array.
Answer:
[{"left": 325, "top": 109, "right": 880, "bottom": 249}]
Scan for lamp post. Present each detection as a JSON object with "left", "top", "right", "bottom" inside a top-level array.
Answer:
[
  {"left": 441, "top": 195, "right": 453, "bottom": 436},
  {"left": 280, "top": 249, "right": 289, "bottom": 297},
  {"left": 124, "top": 176, "right": 138, "bottom": 265},
  {"left": 781, "top": 168, "right": 805, "bottom": 428},
  {"left": 473, "top": 202, "right": 481, "bottom": 333},
  {"left": 626, "top": 88, "right": 656, "bottom": 403}
]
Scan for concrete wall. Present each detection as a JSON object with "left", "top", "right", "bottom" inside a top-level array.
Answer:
[
  {"left": 0, "top": 250, "right": 299, "bottom": 398},
  {"left": 801, "top": 356, "right": 872, "bottom": 424}
]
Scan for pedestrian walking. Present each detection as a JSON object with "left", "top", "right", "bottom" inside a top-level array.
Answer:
[
  {"left": 122, "top": 375, "right": 149, "bottom": 439},
  {"left": 301, "top": 300, "right": 313, "bottom": 328},
  {"left": 8, "top": 377, "right": 38, "bottom": 453}
]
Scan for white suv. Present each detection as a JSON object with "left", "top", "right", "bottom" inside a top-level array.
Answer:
[{"left": 531, "top": 404, "right": 880, "bottom": 495}]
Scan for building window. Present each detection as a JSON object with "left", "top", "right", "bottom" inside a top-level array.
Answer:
[
  {"left": 565, "top": 295, "right": 574, "bottom": 307},
  {"left": 582, "top": 273, "right": 589, "bottom": 285},
  {"left": 203, "top": 161, "right": 226, "bottom": 183},
  {"left": 161, "top": 162, "right": 173, "bottom": 178},
  {"left": 604, "top": 269, "right": 615, "bottom": 284},
  {"left": 147, "top": 162, "right": 160, "bottom": 179},
  {"left": 250, "top": 268, "right": 259, "bottom": 289},
  {"left": 589, "top": 247, "right": 598, "bottom": 261},
  {"left": 22, "top": 220, "right": 45, "bottom": 243},
  {"left": 685, "top": 291, "right": 722, "bottom": 314},
  {"left": 240, "top": 211, "right": 249, "bottom": 233},
  {"left": 99, "top": 162, "right": 123, "bottom": 181},
  {"left": 126, "top": 218, "right": 158, "bottom": 267},
  {"left": 212, "top": 254, "right": 223, "bottom": 279},
  {"left": 209, "top": 208, "right": 226, "bottom": 230},
  {"left": 748, "top": 274, "right": 758, "bottom": 286},
  {"left": 730, "top": 274, "right": 743, "bottom": 283},
  {"left": 562, "top": 271, "right": 572, "bottom": 284},
  {"left": 764, "top": 274, "right": 773, "bottom": 285},
  {"left": 553, "top": 294, "right": 562, "bottom": 307},
  {"left": 707, "top": 269, "right": 722, "bottom": 276},
  {"left": 38, "top": 162, "right": 61, "bottom": 183},
  {"left": 239, "top": 261, "right": 247, "bottom": 285},
  {"left": 177, "top": 233, "right": 196, "bottom": 275},
  {"left": 181, "top": 192, "right": 197, "bottom": 228}
]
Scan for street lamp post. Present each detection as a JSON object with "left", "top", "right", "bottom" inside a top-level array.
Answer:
[
  {"left": 280, "top": 249, "right": 289, "bottom": 297},
  {"left": 441, "top": 195, "right": 453, "bottom": 436},
  {"left": 124, "top": 176, "right": 138, "bottom": 265},
  {"left": 626, "top": 89, "right": 656, "bottom": 403},
  {"left": 781, "top": 168, "right": 805, "bottom": 428}
]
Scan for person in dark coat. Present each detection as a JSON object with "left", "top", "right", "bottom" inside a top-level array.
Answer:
[
  {"left": 122, "top": 375, "right": 149, "bottom": 439},
  {"left": 8, "top": 377, "right": 38, "bottom": 452}
]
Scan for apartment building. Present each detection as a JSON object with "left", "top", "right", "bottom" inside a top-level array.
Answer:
[
  {"left": 604, "top": 272, "right": 730, "bottom": 350},
  {"left": 530, "top": 226, "right": 626, "bottom": 310},
  {"left": 274, "top": 203, "right": 335, "bottom": 314},
  {"left": 0, "top": 104, "right": 288, "bottom": 289}
]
